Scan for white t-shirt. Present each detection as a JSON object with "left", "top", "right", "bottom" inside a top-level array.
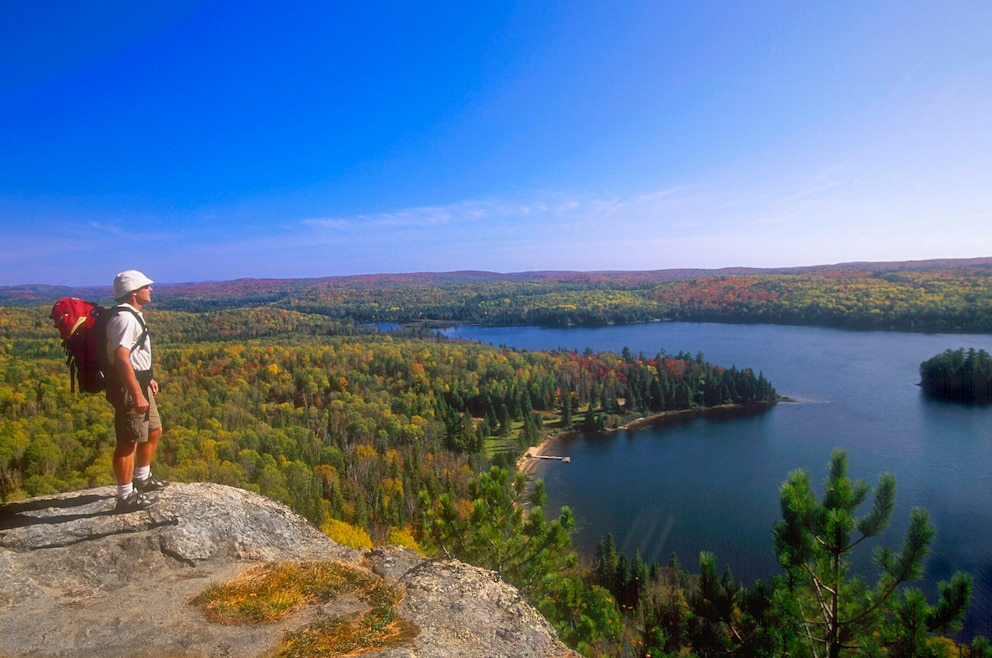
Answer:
[{"left": 107, "top": 304, "right": 152, "bottom": 372}]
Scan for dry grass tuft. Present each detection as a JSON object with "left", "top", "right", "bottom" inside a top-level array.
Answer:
[{"left": 192, "top": 561, "right": 418, "bottom": 655}]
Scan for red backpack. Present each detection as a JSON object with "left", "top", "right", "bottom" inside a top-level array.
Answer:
[{"left": 50, "top": 298, "right": 147, "bottom": 394}]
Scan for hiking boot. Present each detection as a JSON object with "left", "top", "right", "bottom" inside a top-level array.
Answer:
[
  {"left": 133, "top": 475, "right": 169, "bottom": 492},
  {"left": 115, "top": 490, "right": 157, "bottom": 513}
]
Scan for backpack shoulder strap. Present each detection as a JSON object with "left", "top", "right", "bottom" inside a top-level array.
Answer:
[{"left": 109, "top": 305, "right": 150, "bottom": 353}]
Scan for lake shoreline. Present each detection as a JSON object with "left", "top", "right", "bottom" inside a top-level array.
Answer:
[
  {"left": 460, "top": 322, "right": 992, "bottom": 640},
  {"left": 517, "top": 398, "right": 785, "bottom": 479}
]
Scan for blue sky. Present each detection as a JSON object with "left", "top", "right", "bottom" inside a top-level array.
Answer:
[{"left": 2, "top": 1, "right": 990, "bottom": 286}]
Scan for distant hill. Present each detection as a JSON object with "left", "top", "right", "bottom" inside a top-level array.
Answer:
[
  {"left": 3, "top": 257, "right": 990, "bottom": 307},
  {"left": 4, "top": 258, "right": 991, "bottom": 332}
]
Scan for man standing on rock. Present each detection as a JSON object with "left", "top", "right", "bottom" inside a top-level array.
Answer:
[{"left": 108, "top": 270, "right": 169, "bottom": 512}]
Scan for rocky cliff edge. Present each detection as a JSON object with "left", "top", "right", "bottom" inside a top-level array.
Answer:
[{"left": 0, "top": 482, "right": 577, "bottom": 658}]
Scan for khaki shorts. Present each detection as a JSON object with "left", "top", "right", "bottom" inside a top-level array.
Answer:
[{"left": 114, "top": 389, "right": 162, "bottom": 443}]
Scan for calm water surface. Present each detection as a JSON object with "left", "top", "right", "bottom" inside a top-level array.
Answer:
[{"left": 443, "top": 322, "right": 992, "bottom": 638}]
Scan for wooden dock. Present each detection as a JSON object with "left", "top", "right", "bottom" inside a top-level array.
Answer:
[
  {"left": 530, "top": 454, "right": 570, "bottom": 463},
  {"left": 522, "top": 447, "right": 571, "bottom": 464}
]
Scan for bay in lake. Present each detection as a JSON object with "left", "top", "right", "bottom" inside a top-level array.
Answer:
[{"left": 442, "top": 322, "right": 992, "bottom": 639}]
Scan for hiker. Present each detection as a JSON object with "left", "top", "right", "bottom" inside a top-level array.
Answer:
[{"left": 108, "top": 270, "right": 169, "bottom": 511}]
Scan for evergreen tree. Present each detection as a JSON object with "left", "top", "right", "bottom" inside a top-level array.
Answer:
[
  {"left": 560, "top": 388, "right": 573, "bottom": 427},
  {"left": 920, "top": 347, "right": 992, "bottom": 404},
  {"left": 418, "top": 466, "right": 576, "bottom": 595},
  {"left": 772, "top": 449, "right": 972, "bottom": 657},
  {"left": 595, "top": 534, "right": 620, "bottom": 589}
]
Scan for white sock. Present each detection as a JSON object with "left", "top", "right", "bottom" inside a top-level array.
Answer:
[
  {"left": 118, "top": 482, "right": 134, "bottom": 498},
  {"left": 134, "top": 465, "right": 150, "bottom": 481}
]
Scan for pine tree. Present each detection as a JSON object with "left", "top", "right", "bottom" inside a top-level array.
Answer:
[
  {"left": 595, "top": 533, "right": 620, "bottom": 589},
  {"left": 418, "top": 466, "right": 576, "bottom": 594},
  {"left": 772, "top": 449, "right": 972, "bottom": 657}
]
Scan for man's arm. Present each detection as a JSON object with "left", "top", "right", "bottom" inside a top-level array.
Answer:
[{"left": 114, "top": 345, "right": 149, "bottom": 413}]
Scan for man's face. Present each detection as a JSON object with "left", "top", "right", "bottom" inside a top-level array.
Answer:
[{"left": 135, "top": 285, "right": 152, "bottom": 305}]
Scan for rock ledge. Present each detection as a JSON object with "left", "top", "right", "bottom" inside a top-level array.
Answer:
[{"left": 0, "top": 483, "right": 576, "bottom": 658}]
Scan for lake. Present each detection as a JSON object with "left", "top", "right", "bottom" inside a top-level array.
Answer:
[{"left": 442, "top": 322, "right": 992, "bottom": 639}]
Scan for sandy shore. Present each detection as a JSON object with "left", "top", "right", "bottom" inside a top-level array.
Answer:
[{"left": 516, "top": 438, "right": 558, "bottom": 477}]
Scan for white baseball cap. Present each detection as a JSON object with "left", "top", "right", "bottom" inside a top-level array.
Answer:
[{"left": 113, "top": 270, "right": 154, "bottom": 300}]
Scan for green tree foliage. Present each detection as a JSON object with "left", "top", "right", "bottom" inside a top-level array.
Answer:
[
  {"left": 773, "top": 449, "right": 972, "bottom": 657},
  {"left": 533, "top": 574, "right": 622, "bottom": 655},
  {"left": 602, "top": 545, "right": 778, "bottom": 657},
  {"left": 920, "top": 348, "right": 992, "bottom": 404},
  {"left": 594, "top": 534, "right": 649, "bottom": 611},
  {"left": 418, "top": 466, "right": 623, "bottom": 652},
  {"left": 418, "top": 466, "right": 576, "bottom": 593}
]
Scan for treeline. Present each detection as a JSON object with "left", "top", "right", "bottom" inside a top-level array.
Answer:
[
  {"left": 920, "top": 348, "right": 992, "bottom": 404},
  {"left": 4, "top": 263, "right": 991, "bottom": 332},
  {"left": 651, "top": 269, "right": 992, "bottom": 331},
  {"left": 162, "top": 264, "right": 992, "bottom": 332}
]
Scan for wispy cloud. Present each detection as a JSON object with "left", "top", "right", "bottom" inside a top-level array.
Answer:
[
  {"left": 81, "top": 220, "right": 176, "bottom": 243},
  {"left": 300, "top": 198, "right": 562, "bottom": 235}
]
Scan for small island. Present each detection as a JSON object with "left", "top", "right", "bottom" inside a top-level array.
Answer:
[{"left": 919, "top": 347, "right": 992, "bottom": 404}]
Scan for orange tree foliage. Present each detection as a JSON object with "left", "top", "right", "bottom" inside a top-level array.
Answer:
[{"left": 649, "top": 269, "right": 992, "bottom": 330}]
